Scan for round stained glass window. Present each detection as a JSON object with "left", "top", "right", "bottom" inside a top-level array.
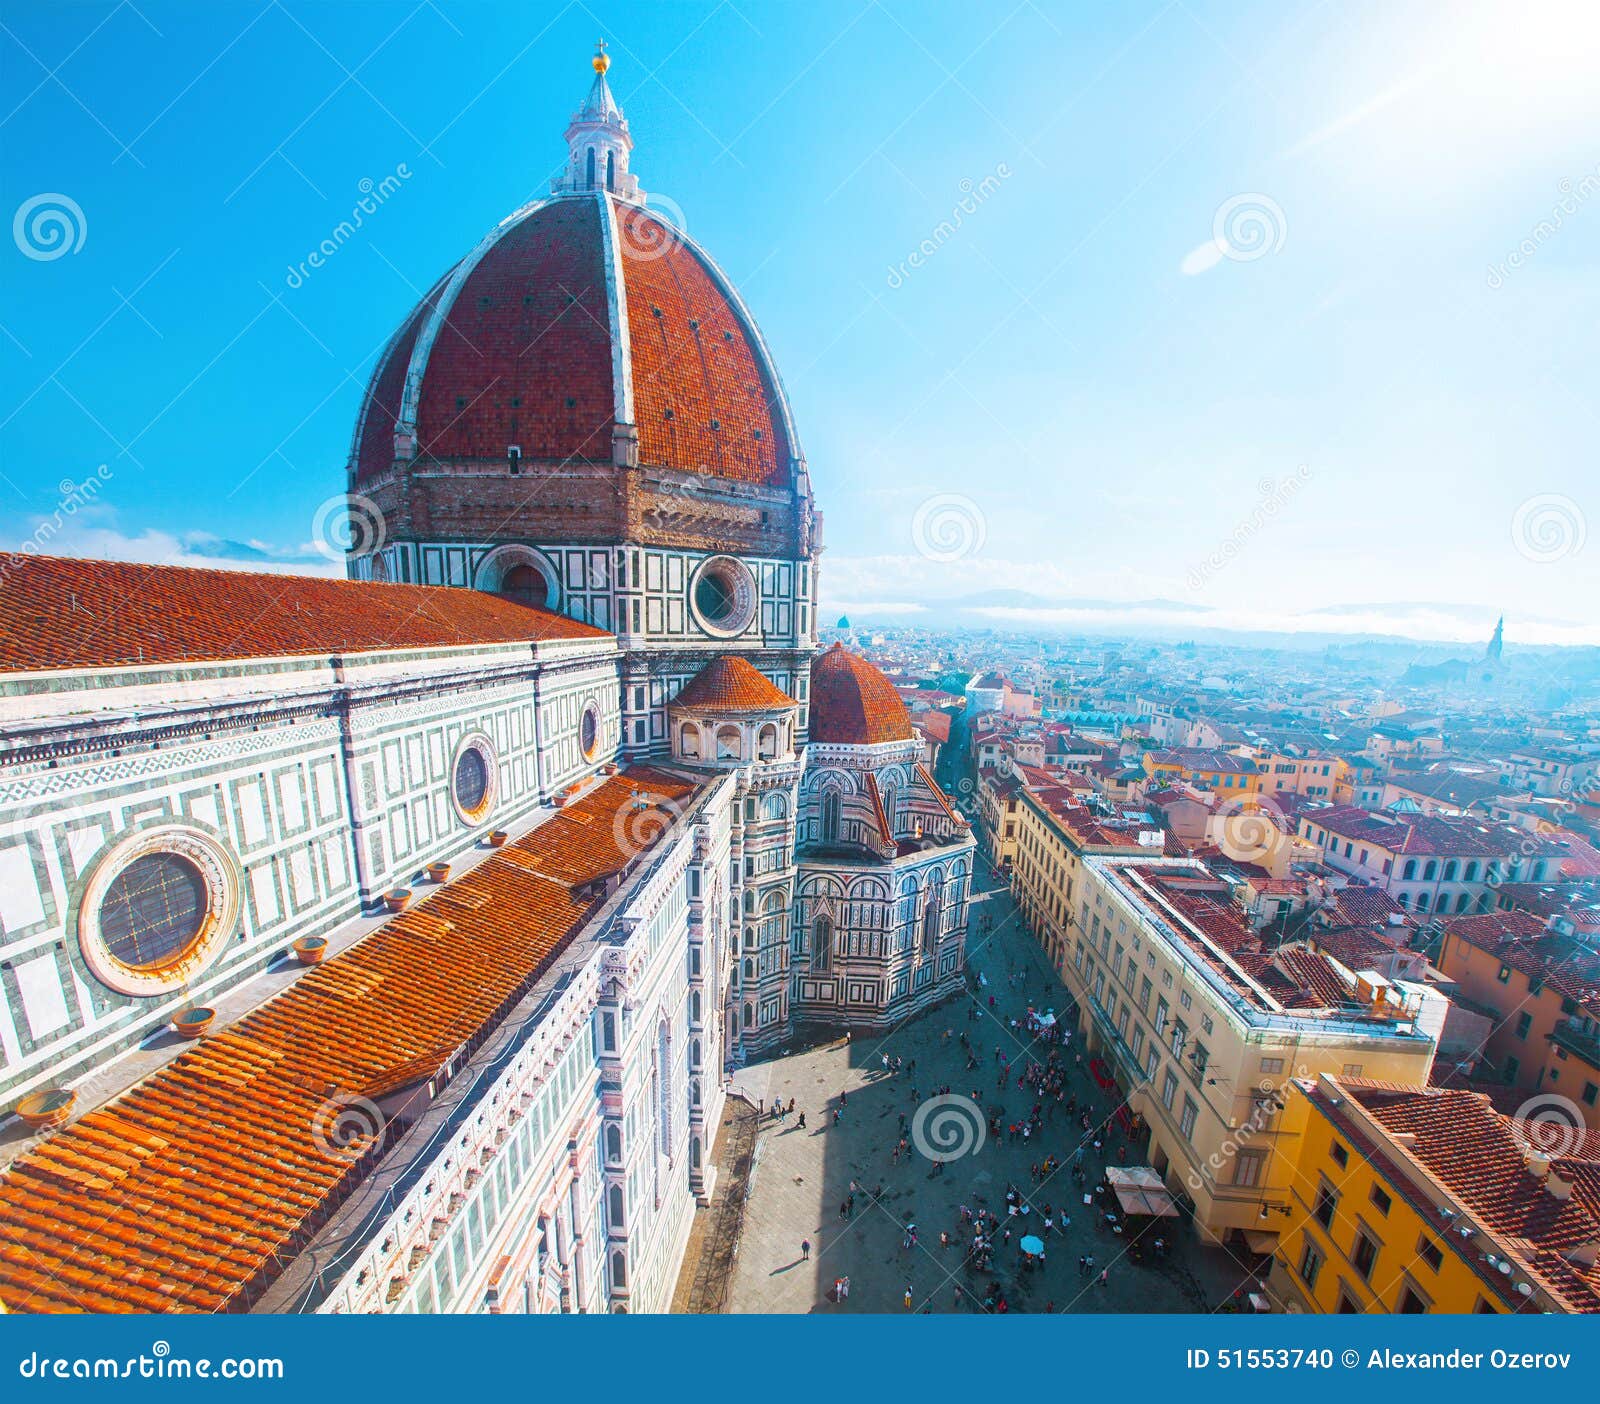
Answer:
[
  {"left": 694, "top": 571, "right": 735, "bottom": 624},
  {"left": 580, "top": 706, "right": 600, "bottom": 760},
  {"left": 99, "top": 853, "right": 207, "bottom": 972},
  {"left": 454, "top": 745, "right": 490, "bottom": 815}
]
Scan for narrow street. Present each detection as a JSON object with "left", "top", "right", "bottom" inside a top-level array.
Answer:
[{"left": 677, "top": 862, "right": 1260, "bottom": 1313}]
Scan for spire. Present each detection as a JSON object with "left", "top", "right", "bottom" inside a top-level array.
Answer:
[
  {"left": 1486, "top": 615, "right": 1504, "bottom": 663},
  {"left": 553, "top": 40, "right": 644, "bottom": 202}
]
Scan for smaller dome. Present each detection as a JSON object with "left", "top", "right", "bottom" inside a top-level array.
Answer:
[
  {"left": 809, "top": 643, "right": 914, "bottom": 745},
  {"left": 672, "top": 655, "right": 796, "bottom": 713}
]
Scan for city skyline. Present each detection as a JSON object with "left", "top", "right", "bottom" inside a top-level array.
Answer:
[{"left": 3, "top": 2, "right": 1596, "bottom": 644}]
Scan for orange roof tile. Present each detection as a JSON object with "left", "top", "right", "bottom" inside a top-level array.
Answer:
[
  {"left": 670, "top": 655, "right": 796, "bottom": 713},
  {"left": 809, "top": 643, "right": 913, "bottom": 745},
  {"left": 0, "top": 556, "right": 608, "bottom": 673},
  {"left": 0, "top": 769, "right": 694, "bottom": 1314}
]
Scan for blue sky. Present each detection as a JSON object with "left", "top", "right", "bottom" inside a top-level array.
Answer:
[{"left": 2, "top": 0, "right": 1597, "bottom": 645}]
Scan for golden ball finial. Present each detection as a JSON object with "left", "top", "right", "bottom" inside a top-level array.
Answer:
[{"left": 592, "top": 39, "right": 610, "bottom": 74}]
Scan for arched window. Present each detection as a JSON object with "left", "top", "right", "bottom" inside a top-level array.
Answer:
[
  {"left": 881, "top": 783, "right": 898, "bottom": 836},
  {"left": 611, "top": 1249, "right": 627, "bottom": 1291},
  {"left": 1455, "top": 892, "right": 1471, "bottom": 913},
  {"left": 679, "top": 722, "right": 701, "bottom": 758},
  {"left": 1423, "top": 859, "right": 1437, "bottom": 881},
  {"left": 607, "top": 1183, "right": 625, "bottom": 1228},
  {"left": 1531, "top": 860, "right": 1546, "bottom": 881},
  {"left": 716, "top": 725, "right": 741, "bottom": 761},
  {"left": 821, "top": 789, "right": 841, "bottom": 843},
  {"left": 1464, "top": 861, "right": 1479, "bottom": 881},
  {"left": 1443, "top": 860, "right": 1458, "bottom": 881},
  {"left": 1402, "top": 859, "right": 1417, "bottom": 881},
  {"left": 742, "top": 1002, "right": 753, "bottom": 1027},
  {"left": 757, "top": 724, "right": 778, "bottom": 760},
  {"left": 761, "top": 792, "right": 787, "bottom": 821},
  {"left": 1415, "top": 891, "right": 1430, "bottom": 913},
  {"left": 499, "top": 563, "right": 548, "bottom": 609},
  {"left": 1397, "top": 892, "right": 1411, "bottom": 910},
  {"left": 606, "top": 150, "right": 616, "bottom": 191},
  {"left": 811, "top": 915, "right": 832, "bottom": 972},
  {"left": 656, "top": 1022, "right": 672, "bottom": 1155},
  {"left": 605, "top": 1124, "right": 623, "bottom": 1163},
  {"left": 921, "top": 885, "right": 941, "bottom": 955},
  {"left": 586, "top": 147, "right": 597, "bottom": 188}
]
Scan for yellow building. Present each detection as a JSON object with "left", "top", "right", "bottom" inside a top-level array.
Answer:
[
  {"left": 1064, "top": 855, "right": 1438, "bottom": 1246},
  {"left": 1258, "top": 751, "right": 1352, "bottom": 804},
  {"left": 1142, "top": 747, "right": 1263, "bottom": 795},
  {"left": 1269, "top": 1075, "right": 1600, "bottom": 1314}
]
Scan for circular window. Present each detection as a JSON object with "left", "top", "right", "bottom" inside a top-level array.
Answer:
[
  {"left": 688, "top": 556, "right": 756, "bottom": 637},
  {"left": 499, "top": 563, "right": 549, "bottom": 609},
  {"left": 101, "top": 853, "right": 207, "bottom": 971},
  {"left": 451, "top": 734, "right": 498, "bottom": 824},
  {"left": 580, "top": 704, "right": 601, "bottom": 761},
  {"left": 78, "top": 826, "right": 239, "bottom": 997}
]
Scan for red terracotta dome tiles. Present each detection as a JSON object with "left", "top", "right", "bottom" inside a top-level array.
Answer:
[
  {"left": 808, "top": 643, "right": 914, "bottom": 745},
  {"left": 412, "top": 199, "right": 616, "bottom": 466},
  {"left": 672, "top": 655, "right": 796, "bottom": 712},
  {"left": 617, "top": 204, "right": 788, "bottom": 485}
]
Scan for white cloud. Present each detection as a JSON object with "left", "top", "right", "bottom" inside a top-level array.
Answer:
[{"left": 1180, "top": 241, "right": 1225, "bottom": 276}]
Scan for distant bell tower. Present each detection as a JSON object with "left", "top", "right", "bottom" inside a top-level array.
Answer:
[
  {"left": 552, "top": 40, "right": 643, "bottom": 201},
  {"left": 1486, "top": 615, "right": 1504, "bottom": 664}
]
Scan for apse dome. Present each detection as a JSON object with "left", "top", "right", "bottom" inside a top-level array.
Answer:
[{"left": 808, "top": 643, "right": 915, "bottom": 746}]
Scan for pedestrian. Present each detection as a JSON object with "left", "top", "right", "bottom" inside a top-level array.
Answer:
[
  {"left": 797, "top": 1112, "right": 806, "bottom": 1129},
  {"left": 904, "top": 1285, "right": 914, "bottom": 1310},
  {"left": 801, "top": 1239, "right": 811, "bottom": 1261},
  {"left": 1098, "top": 1267, "right": 1108, "bottom": 1287},
  {"left": 840, "top": 1275, "right": 850, "bottom": 1300}
]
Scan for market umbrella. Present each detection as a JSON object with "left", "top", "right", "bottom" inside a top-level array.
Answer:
[{"left": 1019, "top": 1235, "right": 1044, "bottom": 1255}]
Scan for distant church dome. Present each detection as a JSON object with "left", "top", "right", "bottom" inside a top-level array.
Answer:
[
  {"left": 349, "top": 45, "right": 799, "bottom": 496},
  {"left": 809, "top": 643, "right": 913, "bottom": 745}
]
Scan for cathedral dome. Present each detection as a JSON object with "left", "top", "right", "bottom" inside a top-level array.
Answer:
[
  {"left": 348, "top": 52, "right": 798, "bottom": 494},
  {"left": 671, "top": 655, "right": 796, "bottom": 714},
  {"left": 808, "top": 643, "right": 914, "bottom": 745}
]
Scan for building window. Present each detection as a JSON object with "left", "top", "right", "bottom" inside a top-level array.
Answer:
[
  {"left": 499, "top": 562, "right": 548, "bottom": 609},
  {"left": 452, "top": 742, "right": 493, "bottom": 820},
  {"left": 1179, "top": 1096, "right": 1198, "bottom": 1140},
  {"left": 1260, "top": 1057, "right": 1284, "bottom": 1075},
  {"left": 1515, "top": 1011, "right": 1532, "bottom": 1040},
  {"left": 101, "top": 853, "right": 206, "bottom": 972},
  {"left": 1397, "top": 1283, "right": 1428, "bottom": 1314},
  {"left": 821, "top": 789, "right": 841, "bottom": 843},
  {"left": 1330, "top": 1140, "right": 1349, "bottom": 1168},
  {"left": 1161, "top": 1071, "right": 1178, "bottom": 1110},
  {"left": 580, "top": 705, "right": 601, "bottom": 761},
  {"left": 1341, "top": 1064, "right": 1363, "bottom": 1077},
  {"left": 1416, "top": 1235, "right": 1443, "bottom": 1272},
  {"left": 1297, "top": 1239, "right": 1323, "bottom": 1289},
  {"left": 1369, "top": 1184, "right": 1392, "bottom": 1216},
  {"left": 1351, "top": 1229, "right": 1380, "bottom": 1280},
  {"left": 811, "top": 916, "right": 832, "bottom": 973},
  {"left": 1233, "top": 1149, "right": 1266, "bottom": 1188},
  {"left": 716, "top": 725, "right": 741, "bottom": 761},
  {"left": 1313, "top": 1181, "right": 1338, "bottom": 1229}
]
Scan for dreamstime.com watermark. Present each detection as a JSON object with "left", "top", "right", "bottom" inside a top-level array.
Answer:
[
  {"left": 1487, "top": 166, "right": 1600, "bottom": 289},
  {"left": 910, "top": 1093, "right": 987, "bottom": 1162},
  {"left": 17, "top": 1343, "right": 283, "bottom": 1381},
  {"left": 284, "top": 165, "right": 412, "bottom": 289},
  {"left": 886, "top": 163, "right": 1012, "bottom": 289},
  {"left": 1185, "top": 466, "right": 1312, "bottom": 590},
  {"left": 0, "top": 465, "right": 114, "bottom": 586},
  {"left": 12, "top": 193, "right": 87, "bottom": 261}
]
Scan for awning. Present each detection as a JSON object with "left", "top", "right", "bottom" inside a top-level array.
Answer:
[
  {"left": 1105, "top": 1166, "right": 1179, "bottom": 1218},
  {"left": 1243, "top": 1230, "right": 1281, "bottom": 1255}
]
